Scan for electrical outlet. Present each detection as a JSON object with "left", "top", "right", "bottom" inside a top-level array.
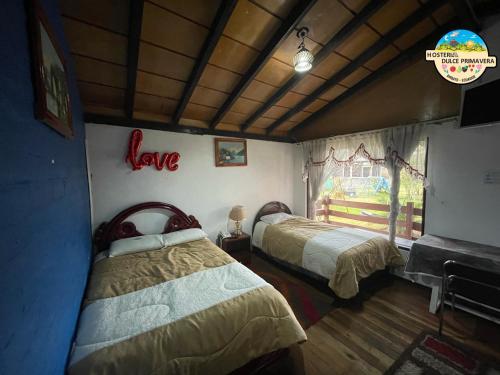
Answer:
[{"left": 484, "top": 170, "right": 500, "bottom": 184}]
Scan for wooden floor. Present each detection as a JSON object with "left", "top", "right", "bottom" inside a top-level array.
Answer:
[{"left": 300, "top": 277, "right": 500, "bottom": 375}]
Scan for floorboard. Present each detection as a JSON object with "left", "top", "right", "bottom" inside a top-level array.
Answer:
[{"left": 301, "top": 276, "right": 500, "bottom": 374}]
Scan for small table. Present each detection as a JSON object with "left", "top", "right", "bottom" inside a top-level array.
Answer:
[
  {"left": 218, "top": 233, "right": 251, "bottom": 265},
  {"left": 406, "top": 234, "right": 500, "bottom": 314}
]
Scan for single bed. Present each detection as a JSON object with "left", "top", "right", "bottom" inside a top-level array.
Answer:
[
  {"left": 252, "top": 201, "right": 404, "bottom": 299},
  {"left": 68, "top": 202, "right": 306, "bottom": 375}
]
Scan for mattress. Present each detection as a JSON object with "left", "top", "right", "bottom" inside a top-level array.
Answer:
[
  {"left": 254, "top": 217, "right": 404, "bottom": 298},
  {"left": 68, "top": 238, "right": 306, "bottom": 375}
]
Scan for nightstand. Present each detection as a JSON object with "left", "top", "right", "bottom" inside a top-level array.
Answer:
[{"left": 218, "top": 233, "right": 251, "bottom": 265}]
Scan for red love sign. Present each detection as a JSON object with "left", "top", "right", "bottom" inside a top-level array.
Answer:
[{"left": 126, "top": 129, "right": 180, "bottom": 172}]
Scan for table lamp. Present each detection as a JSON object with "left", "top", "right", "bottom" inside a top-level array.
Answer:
[{"left": 229, "top": 205, "right": 246, "bottom": 236}]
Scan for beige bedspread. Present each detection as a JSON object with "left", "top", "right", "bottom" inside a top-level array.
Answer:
[
  {"left": 262, "top": 217, "right": 404, "bottom": 298},
  {"left": 262, "top": 218, "right": 334, "bottom": 266},
  {"left": 69, "top": 238, "right": 306, "bottom": 375}
]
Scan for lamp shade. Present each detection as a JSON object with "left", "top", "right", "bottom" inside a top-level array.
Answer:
[
  {"left": 293, "top": 47, "right": 314, "bottom": 72},
  {"left": 229, "top": 205, "right": 246, "bottom": 221}
]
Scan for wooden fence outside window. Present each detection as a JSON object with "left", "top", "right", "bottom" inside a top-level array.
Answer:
[{"left": 315, "top": 198, "right": 422, "bottom": 240}]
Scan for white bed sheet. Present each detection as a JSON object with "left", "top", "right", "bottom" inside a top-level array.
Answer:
[
  {"left": 303, "top": 227, "right": 379, "bottom": 278},
  {"left": 252, "top": 221, "right": 269, "bottom": 249}
]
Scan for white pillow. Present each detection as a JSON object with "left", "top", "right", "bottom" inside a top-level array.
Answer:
[
  {"left": 260, "top": 212, "right": 294, "bottom": 225},
  {"left": 162, "top": 228, "right": 207, "bottom": 247},
  {"left": 109, "top": 234, "right": 165, "bottom": 257}
]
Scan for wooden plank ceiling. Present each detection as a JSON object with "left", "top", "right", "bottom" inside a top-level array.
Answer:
[{"left": 61, "top": 0, "right": 473, "bottom": 142}]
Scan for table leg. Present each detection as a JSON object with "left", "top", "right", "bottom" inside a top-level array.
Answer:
[{"left": 429, "top": 285, "right": 440, "bottom": 314}]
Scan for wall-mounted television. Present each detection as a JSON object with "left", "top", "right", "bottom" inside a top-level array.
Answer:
[{"left": 460, "top": 77, "right": 500, "bottom": 128}]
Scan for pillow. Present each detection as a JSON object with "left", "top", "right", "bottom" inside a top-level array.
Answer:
[
  {"left": 162, "top": 228, "right": 207, "bottom": 247},
  {"left": 260, "top": 212, "right": 294, "bottom": 225},
  {"left": 109, "top": 234, "right": 165, "bottom": 257}
]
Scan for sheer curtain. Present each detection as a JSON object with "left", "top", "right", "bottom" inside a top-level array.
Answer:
[
  {"left": 380, "top": 124, "right": 424, "bottom": 242},
  {"left": 301, "top": 124, "right": 426, "bottom": 243},
  {"left": 302, "top": 139, "right": 335, "bottom": 219},
  {"left": 326, "top": 131, "right": 386, "bottom": 170}
]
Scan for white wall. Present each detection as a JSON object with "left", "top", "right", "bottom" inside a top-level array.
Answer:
[
  {"left": 425, "top": 123, "right": 500, "bottom": 246},
  {"left": 85, "top": 124, "right": 302, "bottom": 241},
  {"left": 423, "top": 16, "right": 500, "bottom": 247}
]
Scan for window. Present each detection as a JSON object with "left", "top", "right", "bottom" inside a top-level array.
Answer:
[
  {"left": 316, "top": 141, "right": 427, "bottom": 240},
  {"left": 352, "top": 164, "right": 362, "bottom": 177}
]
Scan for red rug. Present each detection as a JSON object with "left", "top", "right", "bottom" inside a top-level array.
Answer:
[
  {"left": 385, "top": 331, "right": 500, "bottom": 374},
  {"left": 248, "top": 256, "right": 333, "bottom": 329}
]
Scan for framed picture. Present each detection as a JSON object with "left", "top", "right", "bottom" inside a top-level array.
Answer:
[
  {"left": 214, "top": 138, "right": 247, "bottom": 167},
  {"left": 27, "top": 0, "right": 73, "bottom": 138}
]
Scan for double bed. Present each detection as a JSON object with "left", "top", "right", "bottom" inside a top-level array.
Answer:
[
  {"left": 252, "top": 201, "right": 404, "bottom": 299},
  {"left": 68, "top": 202, "right": 306, "bottom": 375}
]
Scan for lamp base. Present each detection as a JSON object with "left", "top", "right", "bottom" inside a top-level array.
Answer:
[{"left": 232, "top": 221, "right": 242, "bottom": 237}]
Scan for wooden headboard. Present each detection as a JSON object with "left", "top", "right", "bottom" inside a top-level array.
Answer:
[
  {"left": 252, "top": 201, "right": 292, "bottom": 233},
  {"left": 94, "top": 202, "right": 201, "bottom": 252}
]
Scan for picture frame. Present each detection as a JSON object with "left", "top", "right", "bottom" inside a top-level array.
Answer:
[
  {"left": 27, "top": 0, "right": 73, "bottom": 138},
  {"left": 214, "top": 138, "right": 247, "bottom": 167}
]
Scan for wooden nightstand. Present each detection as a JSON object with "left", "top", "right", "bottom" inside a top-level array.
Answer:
[{"left": 218, "top": 233, "right": 251, "bottom": 265}]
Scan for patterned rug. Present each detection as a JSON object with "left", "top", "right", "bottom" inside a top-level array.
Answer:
[
  {"left": 248, "top": 255, "right": 334, "bottom": 329},
  {"left": 385, "top": 331, "right": 500, "bottom": 375}
]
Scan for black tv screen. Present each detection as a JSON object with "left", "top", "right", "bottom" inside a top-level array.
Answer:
[{"left": 460, "top": 78, "right": 500, "bottom": 128}]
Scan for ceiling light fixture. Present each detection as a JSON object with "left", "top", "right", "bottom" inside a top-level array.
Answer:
[{"left": 293, "top": 27, "right": 314, "bottom": 73}]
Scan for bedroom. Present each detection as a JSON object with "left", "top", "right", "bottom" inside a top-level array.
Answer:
[{"left": 1, "top": 0, "right": 500, "bottom": 374}]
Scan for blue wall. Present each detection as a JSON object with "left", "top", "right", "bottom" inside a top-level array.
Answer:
[{"left": 0, "top": 1, "right": 91, "bottom": 374}]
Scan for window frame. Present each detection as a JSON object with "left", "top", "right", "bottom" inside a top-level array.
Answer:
[{"left": 311, "top": 138, "right": 429, "bottom": 241}]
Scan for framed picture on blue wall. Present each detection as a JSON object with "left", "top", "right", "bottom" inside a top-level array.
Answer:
[{"left": 27, "top": 0, "right": 73, "bottom": 138}]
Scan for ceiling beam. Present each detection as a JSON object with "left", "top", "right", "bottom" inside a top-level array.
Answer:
[
  {"left": 240, "top": 0, "right": 389, "bottom": 132},
  {"left": 265, "top": 0, "right": 447, "bottom": 135},
  {"left": 209, "top": 0, "right": 318, "bottom": 129},
  {"left": 125, "top": 0, "right": 144, "bottom": 119},
  {"left": 450, "top": 0, "right": 481, "bottom": 31},
  {"left": 84, "top": 114, "right": 294, "bottom": 143},
  {"left": 290, "top": 21, "right": 459, "bottom": 137},
  {"left": 171, "top": 0, "right": 238, "bottom": 125}
]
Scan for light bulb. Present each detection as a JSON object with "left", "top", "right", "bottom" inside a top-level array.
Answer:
[{"left": 293, "top": 48, "right": 314, "bottom": 72}]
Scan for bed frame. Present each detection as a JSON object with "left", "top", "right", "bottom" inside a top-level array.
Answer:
[
  {"left": 92, "top": 201, "right": 301, "bottom": 374},
  {"left": 93, "top": 202, "right": 201, "bottom": 252},
  {"left": 252, "top": 201, "right": 292, "bottom": 234}
]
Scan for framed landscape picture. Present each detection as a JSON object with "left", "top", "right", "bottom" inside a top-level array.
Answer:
[
  {"left": 214, "top": 138, "right": 247, "bottom": 167},
  {"left": 28, "top": 0, "right": 73, "bottom": 138}
]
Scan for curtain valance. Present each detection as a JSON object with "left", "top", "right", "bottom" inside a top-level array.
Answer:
[{"left": 303, "top": 125, "right": 425, "bottom": 181}]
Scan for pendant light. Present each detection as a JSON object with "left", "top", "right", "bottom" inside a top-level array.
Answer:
[{"left": 293, "top": 27, "right": 314, "bottom": 73}]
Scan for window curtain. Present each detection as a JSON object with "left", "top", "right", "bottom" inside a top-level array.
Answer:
[
  {"left": 302, "top": 139, "right": 335, "bottom": 219},
  {"left": 301, "top": 124, "right": 425, "bottom": 243},
  {"left": 325, "top": 132, "right": 387, "bottom": 177},
  {"left": 380, "top": 124, "right": 424, "bottom": 242}
]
